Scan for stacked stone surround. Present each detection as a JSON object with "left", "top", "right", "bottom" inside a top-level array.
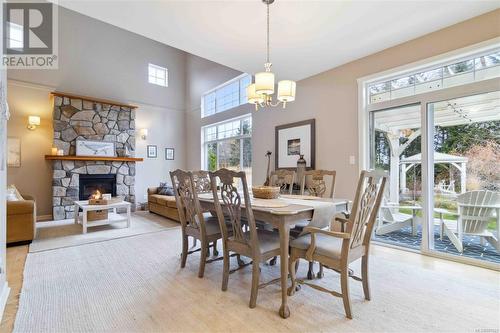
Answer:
[{"left": 51, "top": 95, "right": 136, "bottom": 220}]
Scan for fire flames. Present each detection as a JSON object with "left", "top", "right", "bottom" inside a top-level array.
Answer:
[{"left": 90, "top": 190, "right": 102, "bottom": 200}]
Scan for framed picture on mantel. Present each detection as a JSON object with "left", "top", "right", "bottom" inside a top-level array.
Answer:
[{"left": 275, "top": 119, "right": 315, "bottom": 169}]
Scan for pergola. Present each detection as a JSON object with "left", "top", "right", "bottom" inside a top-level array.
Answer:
[
  {"left": 400, "top": 152, "right": 468, "bottom": 194},
  {"left": 373, "top": 91, "right": 499, "bottom": 203}
]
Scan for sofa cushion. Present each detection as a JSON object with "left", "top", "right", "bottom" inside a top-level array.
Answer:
[{"left": 7, "top": 185, "right": 23, "bottom": 201}]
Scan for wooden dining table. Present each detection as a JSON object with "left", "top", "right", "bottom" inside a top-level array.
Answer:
[{"left": 198, "top": 193, "right": 349, "bottom": 318}]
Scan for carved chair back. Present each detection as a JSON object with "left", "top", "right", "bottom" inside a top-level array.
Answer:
[
  {"left": 346, "top": 170, "right": 387, "bottom": 251},
  {"left": 192, "top": 170, "right": 211, "bottom": 194},
  {"left": 301, "top": 170, "right": 336, "bottom": 198},
  {"left": 170, "top": 169, "right": 206, "bottom": 234},
  {"left": 209, "top": 168, "right": 259, "bottom": 252},
  {"left": 270, "top": 169, "right": 295, "bottom": 195}
]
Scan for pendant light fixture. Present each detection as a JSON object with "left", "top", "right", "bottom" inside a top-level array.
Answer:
[{"left": 247, "top": 0, "right": 296, "bottom": 110}]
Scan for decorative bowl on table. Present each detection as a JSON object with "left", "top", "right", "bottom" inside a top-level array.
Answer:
[{"left": 252, "top": 186, "right": 280, "bottom": 199}]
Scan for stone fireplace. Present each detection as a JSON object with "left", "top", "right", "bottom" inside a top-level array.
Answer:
[{"left": 50, "top": 93, "right": 140, "bottom": 220}]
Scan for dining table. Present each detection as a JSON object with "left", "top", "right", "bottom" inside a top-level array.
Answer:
[{"left": 197, "top": 192, "right": 349, "bottom": 318}]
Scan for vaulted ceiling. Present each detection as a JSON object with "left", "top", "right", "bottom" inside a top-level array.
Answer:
[{"left": 57, "top": 1, "right": 499, "bottom": 81}]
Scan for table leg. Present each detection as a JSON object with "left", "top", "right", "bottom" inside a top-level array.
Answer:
[
  {"left": 82, "top": 209, "right": 87, "bottom": 234},
  {"left": 74, "top": 203, "right": 79, "bottom": 224},
  {"left": 278, "top": 221, "right": 291, "bottom": 319},
  {"left": 126, "top": 205, "right": 131, "bottom": 228}
]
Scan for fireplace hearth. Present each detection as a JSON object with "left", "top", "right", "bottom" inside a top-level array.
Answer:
[{"left": 79, "top": 174, "right": 117, "bottom": 200}]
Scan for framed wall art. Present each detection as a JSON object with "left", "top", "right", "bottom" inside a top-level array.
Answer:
[
  {"left": 7, "top": 137, "right": 21, "bottom": 168},
  {"left": 275, "top": 119, "right": 315, "bottom": 169},
  {"left": 147, "top": 145, "right": 158, "bottom": 158},
  {"left": 76, "top": 139, "right": 116, "bottom": 157},
  {"left": 165, "top": 148, "right": 174, "bottom": 160}
]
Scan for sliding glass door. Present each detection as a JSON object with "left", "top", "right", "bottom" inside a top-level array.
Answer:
[
  {"left": 370, "top": 104, "right": 423, "bottom": 250},
  {"left": 428, "top": 91, "right": 499, "bottom": 264}
]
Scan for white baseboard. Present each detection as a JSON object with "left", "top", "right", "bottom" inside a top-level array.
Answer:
[{"left": 0, "top": 281, "right": 10, "bottom": 323}]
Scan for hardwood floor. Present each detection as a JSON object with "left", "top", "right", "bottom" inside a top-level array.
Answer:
[{"left": 0, "top": 245, "right": 28, "bottom": 333}]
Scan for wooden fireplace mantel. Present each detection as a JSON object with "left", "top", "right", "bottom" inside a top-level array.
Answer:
[{"left": 45, "top": 155, "right": 143, "bottom": 162}]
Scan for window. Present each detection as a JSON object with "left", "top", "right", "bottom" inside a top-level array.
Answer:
[
  {"left": 368, "top": 50, "right": 500, "bottom": 104},
  {"left": 202, "top": 115, "right": 252, "bottom": 185},
  {"left": 148, "top": 63, "right": 168, "bottom": 87},
  {"left": 201, "top": 74, "right": 252, "bottom": 117}
]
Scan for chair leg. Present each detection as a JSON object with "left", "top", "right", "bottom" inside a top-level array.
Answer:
[
  {"left": 198, "top": 241, "right": 208, "bottom": 278},
  {"left": 287, "top": 256, "right": 299, "bottom": 296},
  {"left": 307, "top": 261, "right": 315, "bottom": 279},
  {"left": 340, "top": 266, "right": 352, "bottom": 319},
  {"left": 237, "top": 254, "right": 245, "bottom": 267},
  {"left": 221, "top": 247, "right": 230, "bottom": 291},
  {"left": 181, "top": 234, "right": 188, "bottom": 268},
  {"left": 317, "top": 264, "right": 324, "bottom": 279},
  {"left": 361, "top": 255, "right": 370, "bottom": 301},
  {"left": 249, "top": 260, "right": 260, "bottom": 308},
  {"left": 213, "top": 241, "right": 219, "bottom": 256}
]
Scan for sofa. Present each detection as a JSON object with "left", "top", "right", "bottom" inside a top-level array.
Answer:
[
  {"left": 147, "top": 187, "right": 180, "bottom": 222},
  {"left": 6, "top": 189, "right": 36, "bottom": 245}
]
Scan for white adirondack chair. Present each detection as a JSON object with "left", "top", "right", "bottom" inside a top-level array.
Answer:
[
  {"left": 376, "top": 198, "right": 417, "bottom": 236},
  {"left": 441, "top": 190, "right": 500, "bottom": 252}
]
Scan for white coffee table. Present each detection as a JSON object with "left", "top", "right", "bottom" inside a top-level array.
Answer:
[{"left": 73, "top": 200, "right": 132, "bottom": 234}]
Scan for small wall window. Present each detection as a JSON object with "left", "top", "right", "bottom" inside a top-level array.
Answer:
[{"left": 148, "top": 63, "right": 168, "bottom": 87}]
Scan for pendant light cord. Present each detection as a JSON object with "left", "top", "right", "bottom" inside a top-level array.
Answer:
[{"left": 266, "top": 2, "right": 270, "bottom": 64}]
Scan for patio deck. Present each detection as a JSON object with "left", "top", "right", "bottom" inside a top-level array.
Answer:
[{"left": 373, "top": 225, "right": 500, "bottom": 264}]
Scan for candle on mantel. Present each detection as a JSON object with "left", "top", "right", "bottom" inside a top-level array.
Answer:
[
  {"left": 57, "top": 149, "right": 64, "bottom": 156},
  {"left": 51, "top": 147, "right": 58, "bottom": 155}
]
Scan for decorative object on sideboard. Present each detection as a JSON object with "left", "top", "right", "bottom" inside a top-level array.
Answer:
[
  {"left": 140, "top": 128, "right": 148, "bottom": 140},
  {"left": 263, "top": 150, "right": 272, "bottom": 186},
  {"left": 147, "top": 145, "right": 157, "bottom": 158},
  {"left": 27, "top": 115, "right": 40, "bottom": 130},
  {"left": 165, "top": 148, "right": 174, "bottom": 160},
  {"left": 296, "top": 154, "right": 307, "bottom": 188},
  {"left": 76, "top": 139, "right": 116, "bottom": 157},
  {"left": 57, "top": 149, "right": 64, "bottom": 156},
  {"left": 7, "top": 137, "right": 21, "bottom": 167},
  {"left": 51, "top": 147, "right": 58, "bottom": 155},
  {"left": 275, "top": 119, "right": 315, "bottom": 169},
  {"left": 246, "top": 0, "right": 296, "bottom": 110}
]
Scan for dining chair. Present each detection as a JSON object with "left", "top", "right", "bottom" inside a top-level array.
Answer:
[
  {"left": 300, "top": 169, "right": 336, "bottom": 198},
  {"left": 287, "top": 170, "right": 387, "bottom": 319},
  {"left": 270, "top": 169, "right": 295, "bottom": 194},
  {"left": 295, "top": 169, "right": 337, "bottom": 279},
  {"left": 209, "top": 168, "right": 282, "bottom": 308},
  {"left": 170, "top": 169, "right": 223, "bottom": 278},
  {"left": 191, "top": 170, "right": 219, "bottom": 255}
]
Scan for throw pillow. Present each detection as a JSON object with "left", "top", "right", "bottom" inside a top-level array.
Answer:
[
  {"left": 7, "top": 185, "right": 23, "bottom": 201},
  {"left": 158, "top": 182, "right": 174, "bottom": 196}
]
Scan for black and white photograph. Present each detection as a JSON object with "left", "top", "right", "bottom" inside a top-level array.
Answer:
[
  {"left": 165, "top": 148, "right": 175, "bottom": 160},
  {"left": 147, "top": 145, "right": 158, "bottom": 158}
]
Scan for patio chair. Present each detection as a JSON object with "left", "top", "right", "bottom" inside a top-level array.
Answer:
[
  {"left": 375, "top": 198, "right": 415, "bottom": 236},
  {"left": 441, "top": 190, "right": 500, "bottom": 253}
]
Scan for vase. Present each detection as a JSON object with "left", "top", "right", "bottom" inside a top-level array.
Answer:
[{"left": 296, "top": 154, "right": 306, "bottom": 188}]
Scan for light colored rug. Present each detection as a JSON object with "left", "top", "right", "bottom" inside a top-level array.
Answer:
[
  {"left": 29, "top": 211, "right": 179, "bottom": 253},
  {"left": 15, "top": 227, "right": 500, "bottom": 332}
]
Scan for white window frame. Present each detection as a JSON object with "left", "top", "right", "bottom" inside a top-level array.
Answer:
[
  {"left": 201, "top": 114, "right": 252, "bottom": 177},
  {"left": 201, "top": 73, "right": 251, "bottom": 118},
  {"left": 148, "top": 63, "right": 168, "bottom": 87},
  {"left": 357, "top": 37, "right": 500, "bottom": 271}
]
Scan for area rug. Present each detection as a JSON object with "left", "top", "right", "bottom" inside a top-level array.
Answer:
[
  {"left": 15, "top": 228, "right": 500, "bottom": 332},
  {"left": 29, "top": 211, "right": 179, "bottom": 253}
]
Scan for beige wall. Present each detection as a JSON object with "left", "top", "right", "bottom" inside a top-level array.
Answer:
[
  {"left": 251, "top": 9, "right": 500, "bottom": 200},
  {"left": 7, "top": 82, "right": 54, "bottom": 218}
]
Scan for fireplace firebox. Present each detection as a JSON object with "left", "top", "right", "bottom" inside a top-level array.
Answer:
[{"left": 79, "top": 174, "right": 117, "bottom": 200}]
